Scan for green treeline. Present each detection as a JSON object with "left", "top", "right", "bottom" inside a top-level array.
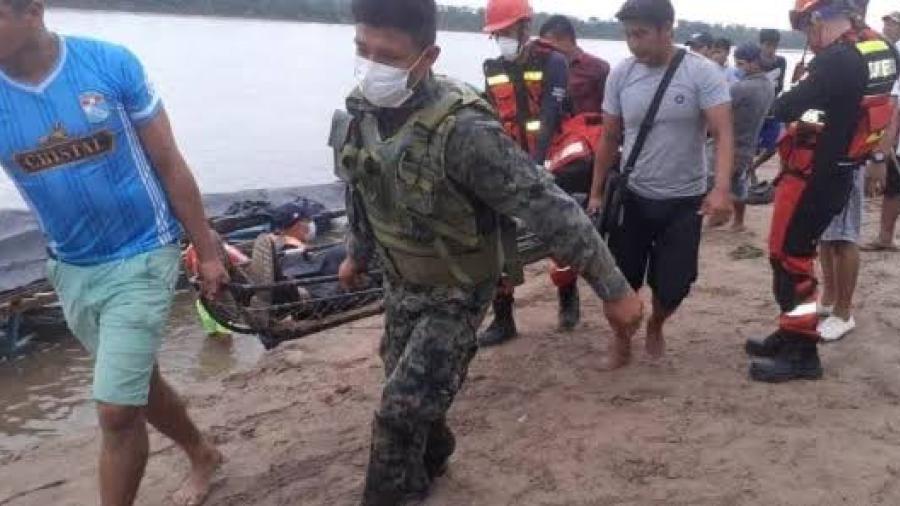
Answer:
[{"left": 52, "top": 0, "right": 807, "bottom": 49}]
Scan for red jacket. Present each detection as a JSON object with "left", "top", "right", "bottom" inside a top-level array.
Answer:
[{"left": 567, "top": 49, "right": 609, "bottom": 116}]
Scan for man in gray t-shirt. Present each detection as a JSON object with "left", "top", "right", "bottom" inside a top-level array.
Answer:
[
  {"left": 728, "top": 42, "right": 776, "bottom": 230},
  {"left": 602, "top": 45, "right": 731, "bottom": 199},
  {"left": 588, "top": 0, "right": 734, "bottom": 368}
]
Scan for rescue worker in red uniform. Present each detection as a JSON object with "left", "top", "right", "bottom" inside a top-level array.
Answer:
[
  {"left": 479, "top": 0, "right": 580, "bottom": 346},
  {"left": 746, "top": 0, "right": 899, "bottom": 382}
]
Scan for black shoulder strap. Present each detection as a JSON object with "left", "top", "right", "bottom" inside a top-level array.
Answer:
[{"left": 622, "top": 48, "right": 687, "bottom": 173}]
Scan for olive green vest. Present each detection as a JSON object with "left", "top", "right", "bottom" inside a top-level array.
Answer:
[{"left": 331, "top": 77, "right": 503, "bottom": 287}]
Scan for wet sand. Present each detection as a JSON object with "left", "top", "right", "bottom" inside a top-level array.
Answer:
[{"left": 3, "top": 177, "right": 900, "bottom": 505}]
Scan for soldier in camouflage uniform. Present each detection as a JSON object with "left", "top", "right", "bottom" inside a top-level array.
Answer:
[{"left": 333, "top": 1, "right": 645, "bottom": 504}]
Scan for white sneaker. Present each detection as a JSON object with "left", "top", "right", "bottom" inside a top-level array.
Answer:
[
  {"left": 817, "top": 304, "right": 834, "bottom": 318},
  {"left": 818, "top": 316, "right": 856, "bottom": 342}
]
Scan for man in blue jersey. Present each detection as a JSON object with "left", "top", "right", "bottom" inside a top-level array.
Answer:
[{"left": 0, "top": 2, "right": 227, "bottom": 505}]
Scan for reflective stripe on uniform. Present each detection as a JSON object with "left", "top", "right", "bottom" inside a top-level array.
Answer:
[
  {"left": 800, "top": 109, "right": 826, "bottom": 125},
  {"left": 787, "top": 302, "right": 819, "bottom": 317},
  {"left": 525, "top": 120, "right": 541, "bottom": 132},
  {"left": 487, "top": 74, "right": 510, "bottom": 86},
  {"left": 857, "top": 40, "right": 889, "bottom": 55},
  {"left": 555, "top": 141, "right": 588, "bottom": 161}
]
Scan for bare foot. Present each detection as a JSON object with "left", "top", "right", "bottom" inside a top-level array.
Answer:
[
  {"left": 172, "top": 444, "right": 224, "bottom": 506},
  {"left": 645, "top": 319, "right": 665, "bottom": 359},
  {"left": 607, "top": 333, "right": 632, "bottom": 370}
]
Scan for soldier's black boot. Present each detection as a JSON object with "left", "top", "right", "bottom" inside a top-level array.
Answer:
[
  {"left": 745, "top": 331, "right": 789, "bottom": 358},
  {"left": 749, "top": 336, "right": 823, "bottom": 383},
  {"left": 478, "top": 294, "right": 517, "bottom": 347},
  {"left": 424, "top": 421, "right": 456, "bottom": 480},
  {"left": 361, "top": 415, "right": 430, "bottom": 506},
  {"left": 558, "top": 283, "right": 580, "bottom": 331}
]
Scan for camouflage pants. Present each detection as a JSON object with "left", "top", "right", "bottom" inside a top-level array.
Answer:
[{"left": 363, "top": 278, "right": 494, "bottom": 500}]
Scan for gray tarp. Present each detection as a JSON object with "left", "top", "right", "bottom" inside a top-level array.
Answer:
[
  {"left": 0, "top": 210, "right": 48, "bottom": 294},
  {"left": 0, "top": 182, "right": 346, "bottom": 295}
]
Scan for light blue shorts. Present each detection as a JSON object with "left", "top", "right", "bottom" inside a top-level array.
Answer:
[
  {"left": 48, "top": 245, "right": 180, "bottom": 406},
  {"left": 821, "top": 168, "right": 864, "bottom": 244}
]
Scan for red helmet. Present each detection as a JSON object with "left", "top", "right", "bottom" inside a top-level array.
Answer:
[
  {"left": 789, "top": 0, "right": 869, "bottom": 30},
  {"left": 483, "top": 0, "right": 533, "bottom": 33}
]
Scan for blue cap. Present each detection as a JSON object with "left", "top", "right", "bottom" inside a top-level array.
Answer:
[
  {"left": 734, "top": 42, "right": 762, "bottom": 63},
  {"left": 271, "top": 202, "right": 316, "bottom": 230}
]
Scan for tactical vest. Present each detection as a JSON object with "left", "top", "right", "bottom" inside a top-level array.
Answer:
[
  {"left": 780, "top": 30, "right": 899, "bottom": 173},
  {"left": 330, "top": 77, "right": 503, "bottom": 287},
  {"left": 483, "top": 40, "right": 554, "bottom": 157}
]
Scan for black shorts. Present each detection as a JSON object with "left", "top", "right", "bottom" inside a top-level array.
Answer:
[
  {"left": 887, "top": 155, "right": 900, "bottom": 198},
  {"left": 553, "top": 159, "right": 593, "bottom": 195},
  {"left": 607, "top": 192, "right": 704, "bottom": 312}
]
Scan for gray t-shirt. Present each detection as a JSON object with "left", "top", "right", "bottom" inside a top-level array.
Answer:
[
  {"left": 730, "top": 73, "right": 776, "bottom": 173},
  {"left": 604, "top": 51, "right": 731, "bottom": 199}
]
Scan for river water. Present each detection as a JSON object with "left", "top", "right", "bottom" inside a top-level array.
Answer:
[{"left": 0, "top": 9, "right": 802, "bottom": 454}]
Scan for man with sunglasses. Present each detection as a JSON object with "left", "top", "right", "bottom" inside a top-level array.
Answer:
[{"left": 746, "top": 0, "right": 898, "bottom": 382}]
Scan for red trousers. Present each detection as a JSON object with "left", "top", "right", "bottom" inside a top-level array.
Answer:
[{"left": 768, "top": 161, "right": 855, "bottom": 339}]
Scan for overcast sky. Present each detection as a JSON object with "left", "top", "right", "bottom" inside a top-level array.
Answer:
[{"left": 441, "top": 0, "right": 899, "bottom": 30}]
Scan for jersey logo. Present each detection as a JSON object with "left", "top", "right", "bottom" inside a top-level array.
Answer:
[
  {"left": 79, "top": 92, "right": 111, "bottom": 123},
  {"left": 14, "top": 123, "right": 114, "bottom": 174}
]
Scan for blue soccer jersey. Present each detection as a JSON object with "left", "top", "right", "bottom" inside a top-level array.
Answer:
[{"left": 0, "top": 36, "right": 182, "bottom": 266}]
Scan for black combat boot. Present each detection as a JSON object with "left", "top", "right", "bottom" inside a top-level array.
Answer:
[
  {"left": 745, "top": 331, "right": 790, "bottom": 358},
  {"left": 749, "top": 336, "right": 823, "bottom": 383},
  {"left": 424, "top": 421, "right": 456, "bottom": 480},
  {"left": 478, "top": 294, "right": 517, "bottom": 347},
  {"left": 361, "top": 415, "right": 430, "bottom": 506},
  {"left": 558, "top": 283, "right": 580, "bottom": 331}
]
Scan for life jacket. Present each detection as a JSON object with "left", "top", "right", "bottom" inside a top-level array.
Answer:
[
  {"left": 483, "top": 39, "right": 555, "bottom": 157},
  {"left": 779, "top": 29, "right": 899, "bottom": 175},
  {"left": 545, "top": 112, "right": 604, "bottom": 173},
  {"left": 330, "top": 76, "right": 503, "bottom": 287}
]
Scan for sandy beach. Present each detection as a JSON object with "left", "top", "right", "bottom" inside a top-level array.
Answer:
[{"left": 3, "top": 187, "right": 900, "bottom": 506}]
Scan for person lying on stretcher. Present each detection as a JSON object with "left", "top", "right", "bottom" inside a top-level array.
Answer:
[
  {"left": 184, "top": 202, "right": 368, "bottom": 307},
  {"left": 248, "top": 202, "right": 352, "bottom": 304}
]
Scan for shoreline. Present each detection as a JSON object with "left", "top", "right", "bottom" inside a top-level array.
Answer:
[{"left": 47, "top": 6, "right": 807, "bottom": 49}]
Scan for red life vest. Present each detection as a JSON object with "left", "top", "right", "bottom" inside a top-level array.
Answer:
[
  {"left": 484, "top": 39, "right": 554, "bottom": 156},
  {"left": 545, "top": 112, "right": 604, "bottom": 173},
  {"left": 779, "top": 29, "right": 898, "bottom": 175}
]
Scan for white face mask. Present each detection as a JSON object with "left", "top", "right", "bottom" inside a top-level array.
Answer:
[
  {"left": 354, "top": 53, "right": 424, "bottom": 108},
  {"left": 496, "top": 37, "right": 522, "bottom": 60}
]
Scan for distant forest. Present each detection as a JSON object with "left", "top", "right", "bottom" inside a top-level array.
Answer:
[{"left": 52, "top": 0, "right": 808, "bottom": 49}]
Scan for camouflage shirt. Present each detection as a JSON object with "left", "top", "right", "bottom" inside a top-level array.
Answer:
[{"left": 345, "top": 76, "right": 631, "bottom": 301}]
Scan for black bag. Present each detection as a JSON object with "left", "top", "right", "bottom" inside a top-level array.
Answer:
[{"left": 598, "top": 49, "right": 687, "bottom": 238}]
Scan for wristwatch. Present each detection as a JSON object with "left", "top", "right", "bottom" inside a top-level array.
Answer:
[{"left": 871, "top": 151, "right": 887, "bottom": 163}]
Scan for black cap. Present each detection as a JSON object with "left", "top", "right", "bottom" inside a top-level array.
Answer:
[
  {"left": 271, "top": 202, "right": 316, "bottom": 230},
  {"left": 615, "top": 0, "right": 675, "bottom": 25},
  {"left": 759, "top": 28, "right": 781, "bottom": 44},
  {"left": 685, "top": 32, "right": 714, "bottom": 48}
]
